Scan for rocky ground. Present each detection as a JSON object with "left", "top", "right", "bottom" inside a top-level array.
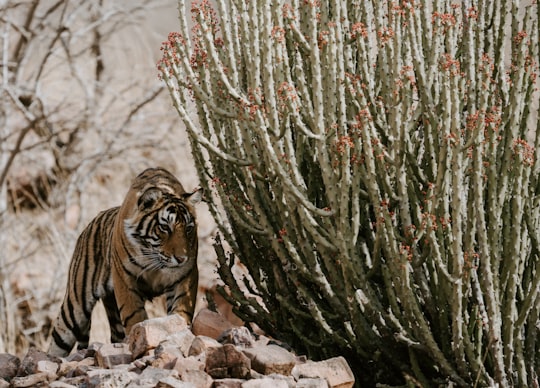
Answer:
[{"left": 0, "top": 309, "right": 355, "bottom": 388}]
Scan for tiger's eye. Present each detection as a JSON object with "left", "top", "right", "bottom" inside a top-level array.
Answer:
[{"left": 158, "top": 223, "right": 170, "bottom": 234}]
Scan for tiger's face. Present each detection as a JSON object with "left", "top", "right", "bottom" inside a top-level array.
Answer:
[{"left": 119, "top": 169, "right": 203, "bottom": 272}]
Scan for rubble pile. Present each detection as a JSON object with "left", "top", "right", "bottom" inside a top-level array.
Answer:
[{"left": 0, "top": 309, "right": 355, "bottom": 387}]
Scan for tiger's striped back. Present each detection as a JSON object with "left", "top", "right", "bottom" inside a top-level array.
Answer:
[{"left": 49, "top": 167, "right": 202, "bottom": 357}]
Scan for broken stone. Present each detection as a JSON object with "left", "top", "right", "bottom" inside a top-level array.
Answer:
[
  {"left": 127, "top": 366, "right": 179, "bottom": 387},
  {"left": 132, "top": 355, "right": 154, "bottom": 370},
  {"left": 95, "top": 343, "right": 132, "bottom": 369},
  {"left": 296, "top": 378, "right": 330, "bottom": 388},
  {"left": 181, "top": 369, "right": 213, "bottom": 388},
  {"left": 192, "top": 309, "right": 235, "bottom": 339},
  {"left": 158, "top": 329, "right": 196, "bottom": 357},
  {"left": 205, "top": 344, "right": 251, "bottom": 379},
  {"left": 17, "top": 347, "right": 60, "bottom": 376},
  {"left": 86, "top": 368, "right": 138, "bottom": 387},
  {"left": 212, "top": 378, "right": 245, "bottom": 388},
  {"left": 49, "top": 381, "right": 79, "bottom": 388},
  {"left": 241, "top": 377, "right": 290, "bottom": 388},
  {"left": 242, "top": 344, "right": 296, "bottom": 375},
  {"left": 266, "top": 373, "right": 296, "bottom": 387},
  {"left": 0, "top": 352, "right": 20, "bottom": 380},
  {"left": 65, "top": 350, "right": 86, "bottom": 363},
  {"left": 66, "top": 364, "right": 96, "bottom": 378},
  {"left": 188, "top": 336, "right": 221, "bottom": 357},
  {"left": 10, "top": 371, "right": 50, "bottom": 387},
  {"left": 151, "top": 351, "right": 180, "bottom": 370},
  {"left": 58, "top": 357, "right": 95, "bottom": 377},
  {"left": 85, "top": 342, "right": 104, "bottom": 358},
  {"left": 156, "top": 376, "right": 196, "bottom": 388},
  {"left": 218, "top": 327, "right": 254, "bottom": 347},
  {"left": 36, "top": 359, "right": 59, "bottom": 377},
  {"left": 253, "top": 335, "right": 271, "bottom": 347},
  {"left": 56, "top": 375, "right": 87, "bottom": 387},
  {"left": 291, "top": 357, "right": 355, "bottom": 388},
  {"left": 173, "top": 355, "right": 205, "bottom": 375},
  {"left": 79, "top": 357, "right": 96, "bottom": 368},
  {"left": 152, "top": 338, "right": 186, "bottom": 370},
  {"left": 129, "top": 315, "right": 188, "bottom": 359},
  {"left": 249, "top": 369, "right": 264, "bottom": 379}
]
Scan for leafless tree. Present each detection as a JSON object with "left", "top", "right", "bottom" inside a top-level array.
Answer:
[{"left": 0, "top": 0, "right": 177, "bottom": 354}]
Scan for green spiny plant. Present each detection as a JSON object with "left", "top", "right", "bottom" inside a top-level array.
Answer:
[{"left": 160, "top": 0, "right": 540, "bottom": 385}]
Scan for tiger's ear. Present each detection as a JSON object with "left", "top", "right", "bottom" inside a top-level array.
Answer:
[
  {"left": 183, "top": 187, "right": 203, "bottom": 206},
  {"left": 138, "top": 188, "right": 162, "bottom": 210}
]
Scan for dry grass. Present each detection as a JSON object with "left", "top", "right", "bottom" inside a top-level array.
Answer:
[
  {"left": 0, "top": 1, "right": 220, "bottom": 357},
  {"left": 0, "top": 134, "right": 220, "bottom": 358}
]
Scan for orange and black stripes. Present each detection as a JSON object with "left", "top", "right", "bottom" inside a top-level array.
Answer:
[{"left": 48, "top": 168, "right": 202, "bottom": 357}]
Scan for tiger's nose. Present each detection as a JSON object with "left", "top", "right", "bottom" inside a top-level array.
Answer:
[{"left": 172, "top": 255, "right": 188, "bottom": 264}]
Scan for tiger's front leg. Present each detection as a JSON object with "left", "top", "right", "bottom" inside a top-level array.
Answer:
[
  {"left": 112, "top": 269, "right": 148, "bottom": 336},
  {"left": 166, "top": 267, "right": 198, "bottom": 325}
]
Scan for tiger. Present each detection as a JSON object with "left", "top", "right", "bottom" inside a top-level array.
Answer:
[{"left": 48, "top": 167, "right": 203, "bottom": 357}]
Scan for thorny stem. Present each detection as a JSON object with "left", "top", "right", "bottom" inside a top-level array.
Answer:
[{"left": 160, "top": 0, "right": 540, "bottom": 386}]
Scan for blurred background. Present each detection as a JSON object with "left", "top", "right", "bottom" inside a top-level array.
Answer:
[{"left": 0, "top": 0, "right": 218, "bottom": 355}]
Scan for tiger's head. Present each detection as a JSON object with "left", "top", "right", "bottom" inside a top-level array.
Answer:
[{"left": 117, "top": 167, "right": 203, "bottom": 271}]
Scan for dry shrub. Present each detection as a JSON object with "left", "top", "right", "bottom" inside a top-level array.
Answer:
[
  {"left": 160, "top": 1, "right": 540, "bottom": 386},
  {"left": 0, "top": 0, "right": 219, "bottom": 357}
]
